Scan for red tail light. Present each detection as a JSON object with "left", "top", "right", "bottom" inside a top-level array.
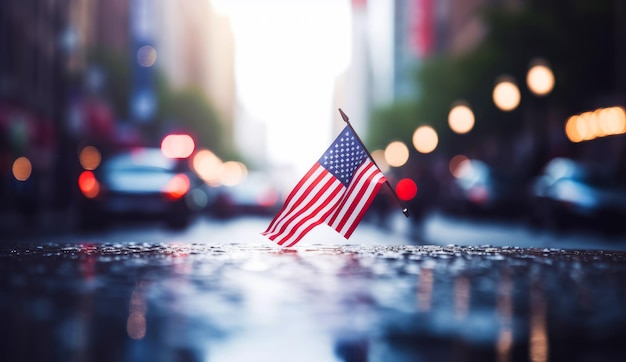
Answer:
[
  {"left": 78, "top": 171, "right": 100, "bottom": 199},
  {"left": 164, "top": 174, "right": 190, "bottom": 200},
  {"left": 257, "top": 188, "right": 279, "bottom": 207}
]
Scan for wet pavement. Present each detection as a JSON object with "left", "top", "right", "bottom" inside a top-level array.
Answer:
[{"left": 2, "top": 242, "right": 626, "bottom": 362}]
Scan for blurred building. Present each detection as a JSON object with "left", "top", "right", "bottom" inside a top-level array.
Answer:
[
  {"left": 334, "top": 0, "right": 496, "bottom": 138},
  {"left": 333, "top": 0, "right": 396, "bottom": 140},
  {"left": 0, "top": 0, "right": 71, "bottom": 214},
  {"left": 153, "top": 0, "right": 236, "bottom": 148}
]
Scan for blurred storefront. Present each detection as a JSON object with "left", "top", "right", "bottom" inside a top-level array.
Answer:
[{"left": 0, "top": 0, "right": 71, "bottom": 222}]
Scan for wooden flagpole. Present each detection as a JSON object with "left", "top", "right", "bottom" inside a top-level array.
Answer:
[{"left": 338, "top": 108, "right": 410, "bottom": 217}]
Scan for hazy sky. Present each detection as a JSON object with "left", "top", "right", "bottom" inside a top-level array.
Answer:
[{"left": 213, "top": 0, "right": 352, "bottom": 174}]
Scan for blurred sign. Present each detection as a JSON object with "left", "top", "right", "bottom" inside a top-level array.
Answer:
[
  {"left": 130, "top": 0, "right": 156, "bottom": 123},
  {"left": 410, "top": 0, "right": 434, "bottom": 57}
]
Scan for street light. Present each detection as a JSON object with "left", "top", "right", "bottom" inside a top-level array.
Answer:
[
  {"left": 448, "top": 101, "right": 475, "bottom": 134},
  {"left": 412, "top": 126, "right": 439, "bottom": 154},
  {"left": 493, "top": 76, "right": 521, "bottom": 111},
  {"left": 526, "top": 59, "right": 555, "bottom": 96},
  {"left": 384, "top": 141, "right": 409, "bottom": 167}
]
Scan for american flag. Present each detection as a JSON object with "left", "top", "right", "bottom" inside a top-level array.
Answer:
[{"left": 262, "top": 126, "right": 387, "bottom": 247}]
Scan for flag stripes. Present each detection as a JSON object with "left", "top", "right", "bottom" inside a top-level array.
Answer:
[
  {"left": 262, "top": 164, "right": 344, "bottom": 246},
  {"left": 326, "top": 159, "right": 386, "bottom": 238}
]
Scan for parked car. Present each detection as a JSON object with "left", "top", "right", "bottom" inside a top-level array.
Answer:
[
  {"left": 443, "top": 159, "right": 529, "bottom": 219},
  {"left": 529, "top": 157, "right": 626, "bottom": 233},
  {"left": 212, "top": 172, "right": 282, "bottom": 218},
  {"left": 77, "top": 147, "right": 195, "bottom": 229}
]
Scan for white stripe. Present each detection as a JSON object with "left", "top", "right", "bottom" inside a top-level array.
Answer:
[
  {"left": 326, "top": 160, "right": 378, "bottom": 231},
  {"left": 274, "top": 183, "right": 345, "bottom": 246},
  {"left": 335, "top": 170, "right": 385, "bottom": 236},
  {"left": 266, "top": 170, "right": 335, "bottom": 239},
  {"left": 264, "top": 165, "right": 326, "bottom": 235},
  {"left": 264, "top": 171, "right": 340, "bottom": 240}
]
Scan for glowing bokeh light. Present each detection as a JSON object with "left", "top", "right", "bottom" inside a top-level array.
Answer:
[
  {"left": 449, "top": 154, "right": 469, "bottom": 178},
  {"left": 599, "top": 107, "right": 624, "bottom": 135},
  {"left": 575, "top": 112, "right": 593, "bottom": 141},
  {"left": 384, "top": 141, "right": 409, "bottom": 167},
  {"left": 448, "top": 103, "right": 475, "bottom": 134},
  {"left": 565, "top": 107, "right": 626, "bottom": 143},
  {"left": 565, "top": 116, "right": 582, "bottom": 142},
  {"left": 164, "top": 174, "right": 191, "bottom": 200},
  {"left": 137, "top": 45, "right": 157, "bottom": 67},
  {"left": 493, "top": 78, "right": 521, "bottom": 111},
  {"left": 396, "top": 178, "right": 418, "bottom": 201},
  {"left": 78, "top": 171, "right": 100, "bottom": 199},
  {"left": 453, "top": 158, "right": 473, "bottom": 179},
  {"left": 79, "top": 146, "right": 101, "bottom": 170},
  {"left": 526, "top": 62, "right": 555, "bottom": 96},
  {"left": 161, "top": 134, "right": 195, "bottom": 159},
  {"left": 221, "top": 161, "right": 248, "bottom": 186},
  {"left": 412, "top": 126, "right": 438, "bottom": 154},
  {"left": 192, "top": 149, "right": 224, "bottom": 184},
  {"left": 12, "top": 157, "right": 32, "bottom": 181}
]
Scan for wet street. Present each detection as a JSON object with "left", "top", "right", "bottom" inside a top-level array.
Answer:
[{"left": 2, "top": 215, "right": 626, "bottom": 362}]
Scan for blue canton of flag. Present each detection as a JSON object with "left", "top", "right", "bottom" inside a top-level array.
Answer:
[{"left": 320, "top": 129, "right": 368, "bottom": 186}]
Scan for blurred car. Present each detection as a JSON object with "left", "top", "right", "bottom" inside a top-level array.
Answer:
[
  {"left": 529, "top": 157, "right": 626, "bottom": 232},
  {"left": 212, "top": 172, "right": 282, "bottom": 218},
  {"left": 77, "top": 147, "right": 195, "bottom": 229},
  {"left": 443, "top": 159, "right": 528, "bottom": 219}
]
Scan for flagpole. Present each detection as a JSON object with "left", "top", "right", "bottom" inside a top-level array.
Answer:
[{"left": 338, "top": 108, "right": 410, "bottom": 218}]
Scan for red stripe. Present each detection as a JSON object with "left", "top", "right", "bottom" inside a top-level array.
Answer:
[
  {"left": 269, "top": 174, "right": 336, "bottom": 240},
  {"left": 330, "top": 162, "right": 377, "bottom": 231},
  {"left": 332, "top": 164, "right": 376, "bottom": 232},
  {"left": 281, "top": 185, "right": 344, "bottom": 247},
  {"left": 343, "top": 176, "right": 386, "bottom": 238},
  {"left": 269, "top": 173, "right": 341, "bottom": 245},
  {"left": 263, "top": 164, "right": 324, "bottom": 235},
  {"left": 274, "top": 182, "right": 343, "bottom": 246}
]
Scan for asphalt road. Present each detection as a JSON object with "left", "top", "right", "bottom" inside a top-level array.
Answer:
[{"left": 1, "top": 215, "right": 626, "bottom": 362}]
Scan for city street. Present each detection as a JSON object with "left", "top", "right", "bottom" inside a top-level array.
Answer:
[
  {"left": 2, "top": 1, "right": 626, "bottom": 361},
  {"left": 2, "top": 214, "right": 626, "bottom": 361}
]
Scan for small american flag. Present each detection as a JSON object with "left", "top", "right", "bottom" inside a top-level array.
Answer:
[{"left": 262, "top": 125, "right": 387, "bottom": 247}]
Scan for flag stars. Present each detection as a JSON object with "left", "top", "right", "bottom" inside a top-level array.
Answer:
[{"left": 319, "top": 128, "right": 370, "bottom": 185}]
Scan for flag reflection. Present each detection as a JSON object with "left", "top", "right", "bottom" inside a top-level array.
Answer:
[
  {"left": 454, "top": 275, "right": 470, "bottom": 321},
  {"left": 417, "top": 267, "right": 434, "bottom": 312},
  {"left": 127, "top": 281, "right": 147, "bottom": 340}
]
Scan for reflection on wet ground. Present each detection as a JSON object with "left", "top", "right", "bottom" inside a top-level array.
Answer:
[{"left": 1, "top": 243, "right": 626, "bottom": 361}]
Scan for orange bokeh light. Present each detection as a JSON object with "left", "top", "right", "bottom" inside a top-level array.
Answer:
[
  {"left": 448, "top": 103, "right": 475, "bottom": 134},
  {"left": 565, "top": 106, "right": 626, "bottom": 143},
  {"left": 493, "top": 77, "right": 521, "bottom": 111},
  {"left": 413, "top": 126, "right": 439, "bottom": 153},
  {"left": 384, "top": 141, "right": 409, "bottom": 167},
  {"left": 12, "top": 157, "right": 32, "bottom": 181},
  {"left": 79, "top": 145, "right": 102, "bottom": 170}
]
